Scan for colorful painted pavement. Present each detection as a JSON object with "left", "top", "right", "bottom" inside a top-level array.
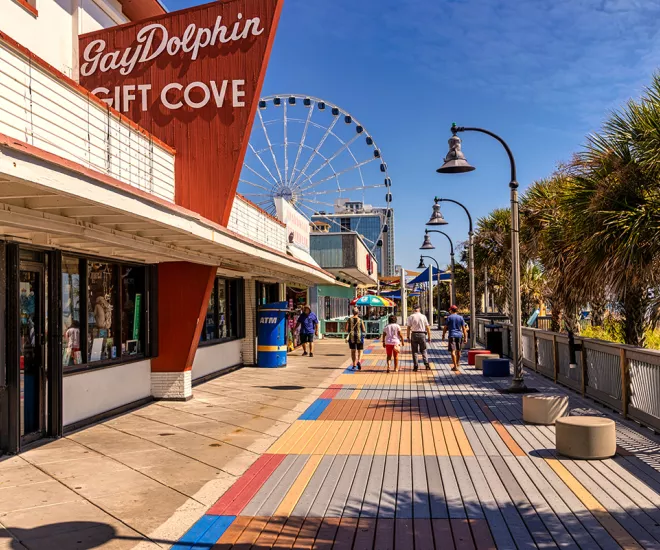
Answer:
[{"left": 173, "top": 335, "right": 660, "bottom": 549}]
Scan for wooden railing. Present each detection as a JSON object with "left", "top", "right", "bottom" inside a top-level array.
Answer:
[{"left": 475, "top": 317, "right": 660, "bottom": 432}]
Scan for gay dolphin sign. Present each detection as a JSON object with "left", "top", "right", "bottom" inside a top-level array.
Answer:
[{"left": 79, "top": 0, "right": 283, "bottom": 226}]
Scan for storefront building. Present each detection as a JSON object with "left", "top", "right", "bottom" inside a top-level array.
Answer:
[{"left": 0, "top": 0, "right": 334, "bottom": 454}]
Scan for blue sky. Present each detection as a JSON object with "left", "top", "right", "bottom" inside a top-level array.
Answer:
[{"left": 165, "top": 0, "right": 660, "bottom": 272}]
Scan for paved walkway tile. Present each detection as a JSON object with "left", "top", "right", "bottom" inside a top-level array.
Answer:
[{"left": 170, "top": 331, "right": 660, "bottom": 549}]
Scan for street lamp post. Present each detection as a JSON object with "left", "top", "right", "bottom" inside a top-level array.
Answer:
[
  {"left": 418, "top": 255, "right": 441, "bottom": 330},
  {"left": 420, "top": 229, "right": 456, "bottom": 308},
  {"left": 429, "top": 197, "right": 476, "bottom": 349},
  {"left": 436, "top": 123, "right": 531, "bottom": 393}
]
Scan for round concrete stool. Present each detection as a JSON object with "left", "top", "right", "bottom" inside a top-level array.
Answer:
[
  {"left": 482, "top": 358, "right": 510, "bottom": 377},
  {"left": 555, "top": 416, "right": 616, "bottom": 459},
  {"left": 475, "top": 354, "right": 499, "bottom": 370},
  {"left": 468, "top": 349, "right": 491, "bottom": 366},
  {"left": 523, "top": 394, "right": 568, "bottom": 425}
]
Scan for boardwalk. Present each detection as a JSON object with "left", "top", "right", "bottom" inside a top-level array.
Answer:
[{"left": 174, "top": 332, "right": 660, "bottom": 549}]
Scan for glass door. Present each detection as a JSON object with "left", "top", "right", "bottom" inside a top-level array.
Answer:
[{"left": 19, "top": 265, "right": 46, "bottom": 444}]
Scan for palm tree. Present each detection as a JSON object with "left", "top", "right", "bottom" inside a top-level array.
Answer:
[{"left": 559, "top": 78, "right": 660, "bottom": 346}]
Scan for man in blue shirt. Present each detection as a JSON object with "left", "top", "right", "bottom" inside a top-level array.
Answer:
[
  {"left": 442, "top": 305, "right": 468, "bottom": 372},
  {"left": 296, "top": 306, "right": 319, "bottom": 358}
]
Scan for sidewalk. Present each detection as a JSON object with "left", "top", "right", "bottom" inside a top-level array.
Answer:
[
  {"left": 3, "top": 332, "right": 660, "bottom": 549},
  {"left": 0, "top": 339, "right": 348, "bottom": 550}
]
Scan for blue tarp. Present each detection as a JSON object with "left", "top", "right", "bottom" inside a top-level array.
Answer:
[
  {"left": 381, "top": 290, "right": 421, "bottom": 300},
  {"left": 408, "top": 266, "right": 452, "bottom": 285}
]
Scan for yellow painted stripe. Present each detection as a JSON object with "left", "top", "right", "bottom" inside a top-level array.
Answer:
[
  {"left": 546, "top": 459, "right": 642, "bottom": 549},
  {"left": 411, "top": 418, "right": 424, "bottom": 456},
  {"left": 326, "top": 421, "right": 353, "bottom": 455},
  {"left": 349, "top": 389, "right": 361, "bottom": 400},
  {"left": 279, "top": 421, "right": 318, "bottom": 454},
  {"left": 274, "top": 454, "right": 323, "bottom": 516},
  {"left": 362, "top": 420, "right": 382, "bottom": 456},
  {"left": 387, "top": 421, "right": 402, "bottom": 455},
  {"left": 421, "top": 419, "right": 436, "bottom": 455},
  {"left": 399, "top": 419, "right": 412, "bottom": 456},
  {"left": 257, "top": 345, "right": 287, "bottom": 352},
  {"left": 315, "top": 421, "right": 342, "bottom": 455},
  {"left": 351, "top": 421, "right": 372, "bottom": 455},
  {"left": 267, "top": 421, "right": 305, "bottom": 454},
  {"left": 339, "top": 420, "right": 362, "bottom": 454},
  {"left": 297, "top": 420, "right": 330, "bottom": 455},
  {"left": 375, "top": 420, "right": 392, "bottom": 455},
  {"left": 451, "top": 418, "right": 474, "bottom": 456},
  {"left": 441, "top": 419, "right": 460, "bottom": 456}
]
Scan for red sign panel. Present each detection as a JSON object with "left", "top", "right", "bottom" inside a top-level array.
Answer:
[{"left": 79, "top": 0, "right": 283, "bottom": 226}]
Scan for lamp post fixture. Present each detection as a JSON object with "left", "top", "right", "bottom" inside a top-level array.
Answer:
[
  {"left": 417, "top": 255, "right": 441, "bottom": 328},
  {"left": 420, "top": 229, "right": 456, "bottom": 308},
  {"left": 430, "top": 197, "right": 476, "bottom": 349},
  {"left": 436, "top": 123, "right": 531, "bottom": 393}
]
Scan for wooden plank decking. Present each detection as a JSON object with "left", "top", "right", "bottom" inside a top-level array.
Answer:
[{"left": 174, "top": 331, "right": 660, "bottom": 549}]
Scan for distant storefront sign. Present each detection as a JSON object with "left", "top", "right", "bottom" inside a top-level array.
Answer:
[
  {"left": 79, "top": 0, "right": 283, "bottom": 226},
  {"left": 274, "top": 197, "right": 310, "bottom": 252}
]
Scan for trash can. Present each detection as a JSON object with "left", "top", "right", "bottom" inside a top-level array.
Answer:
[
  {"left": 485, "top": 324, "right": 504, "bottom": 357},
  {"left": 257, "top": 301, "right": 289, "bottom": 368}
]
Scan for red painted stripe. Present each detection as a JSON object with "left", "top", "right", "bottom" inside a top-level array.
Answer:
[
  {"left": 208, "top": 454, "right": 279, "bottom": 515},
  {"left": 220, "top": 454, "right": 287, "bottom": 516},
  {"left": 319, "top": 385, "right": 343, "bottom": 399}
]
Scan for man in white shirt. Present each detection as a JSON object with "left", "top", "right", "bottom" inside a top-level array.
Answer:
[{"left": 406, "top": 305, "right": 431, "bottom": 371}]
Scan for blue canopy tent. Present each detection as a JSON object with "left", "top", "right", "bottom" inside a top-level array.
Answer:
[
  {"left": 408, "top": 266, "right": 451, "bottom": 285},
  {"left": 381, "top": 290, "right": 421, "bottom": 300}
]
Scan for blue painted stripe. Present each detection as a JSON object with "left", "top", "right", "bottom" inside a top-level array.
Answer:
[
  {"left": 194, "top": 515, "right": 235, "bottom": 547},
  {"left": 172, "top": 515, "right": 216, "bottom": 549},
  {"left": 299, "top": 398, "right": 331, "bottom": 420},
  {"left": 172, "top": 515, "right": 235, "bottom": 549},
  {"left": 363, "top": 349, "right": 373, "bottom": 354}
]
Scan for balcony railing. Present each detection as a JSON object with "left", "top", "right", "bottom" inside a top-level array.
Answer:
[
  {"left": 475, "top": 317, "right": 660, "bottom": 433},
  {"left": 0, "top": 36, "right": 175, "bottom": 202}
]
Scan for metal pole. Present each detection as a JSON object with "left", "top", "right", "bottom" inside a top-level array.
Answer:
[
  {"left": 449, "top": 252, "right": 456, "bottom": 306},
  {"left": 428, "top": 265, "right": 434, "bottom": 327},
  {"left": 484, "top": 266, "right": 489, "bottom": 314},
  {"left": 509, "top": 184, "right": 524, "bottom": 388},
  {"left": 400, "top": 267, "right": 407, "bottom": 325},
  {"left": 468, "top": 230, "right": 476, "bottom": 349},
  {"left": 449, "top": 126, "right": 529, "bottom": 392}
]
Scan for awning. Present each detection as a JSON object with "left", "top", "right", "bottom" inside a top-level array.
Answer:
[
  {"left": 408, "top": 267, "right": 452, "bottom": 285},
  {"left": 0, "top": 137, "right": 336, "bottom": 287},
  {"left": 287, "top": 245, "right": 321, "bottom": 269}
]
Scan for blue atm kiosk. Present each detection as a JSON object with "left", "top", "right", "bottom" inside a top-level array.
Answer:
[{"left": 257, "top": 301, "right": 289, "bottom": 368}]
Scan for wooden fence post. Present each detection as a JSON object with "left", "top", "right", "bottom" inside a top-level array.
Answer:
[
  {"left": 552, "top": 334, "right": 559, "bottom": 383},
  {"left": 580, "top": 339, "right": 587, "bottom": 396},
  {"left": 620, "top": 348, "right": 628, "bottom": 418},
  {"left": 533, "top": 331, "right": 538, "bottom": 372}
]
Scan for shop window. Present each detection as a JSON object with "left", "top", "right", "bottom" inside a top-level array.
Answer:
[
  {"left": 61, "top": 256, "right": 81, "bottom": 367},
  {"left": 121, "top": 266, "right": 145, "bottom": 357},
  {"left": 87, "top": 262, "right": 118, "bottom": 362},
  {"left": 200, "top": 277, "right": 244, "bottom": 344}
]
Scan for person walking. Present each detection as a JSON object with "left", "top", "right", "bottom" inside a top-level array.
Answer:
[
  {"left": 347, "top": 307, "right": 366, "bottom": 370},
  {"left": 296, "top": 305, "right": 319, "bottom": 357},
  {"left": 442, "top": 305, "right": 468, "bottom": 372},
  {"left": 382, "top": 314, "right": 403, "bottom": 373},
  {"left": 407, "top": 305, "right": 431, "bottom": 371}
]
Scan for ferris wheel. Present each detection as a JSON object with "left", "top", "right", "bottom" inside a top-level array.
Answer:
[{"left": 238, "top": 94, "right": 393, "bottom": 254}]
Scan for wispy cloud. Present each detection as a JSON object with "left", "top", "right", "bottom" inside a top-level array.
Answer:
[{"left": 287, "top": 0, "right": 660, "bottom": 125}]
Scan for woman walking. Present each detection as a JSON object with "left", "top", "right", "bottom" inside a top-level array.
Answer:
[
  {"left": 382, "top": 314, "right": 402, "bottom": 373},
  {"left": 347, "top": 307, "right": 366, "bottom": 370}
]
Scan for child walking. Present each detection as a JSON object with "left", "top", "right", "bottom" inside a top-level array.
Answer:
[{"left": 382, "top": 315, "right": 403, "bottom": 373}]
